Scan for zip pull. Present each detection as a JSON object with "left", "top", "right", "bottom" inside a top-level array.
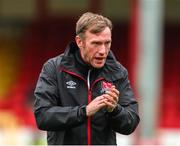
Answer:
[
  {"left": 87, "top": 69, "right": 92, "bottom": 145},
  {"left": 87, "top": 69, "right": 91, "bottom": 90}
]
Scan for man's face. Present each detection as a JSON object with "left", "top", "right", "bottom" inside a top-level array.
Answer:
[{"left": 76, "top": 27, "right": 112, "bottom": 68}]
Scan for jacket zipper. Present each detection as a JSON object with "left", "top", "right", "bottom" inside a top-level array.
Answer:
[
  {"left": 87, "top": 71, "right": 104, "bottom": 145},
  {"left": 61, "top": 68, "right": 104, "bottom": 145},
  {"left": 87, "top": 70, "right": 91, "bottom": 145},
  {"left": 61, "top": 68, "right": 91, "bottom": 144}
]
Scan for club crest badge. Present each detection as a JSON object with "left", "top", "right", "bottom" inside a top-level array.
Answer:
[{"left": 101, "top": 81, "right": 113, "bottom": 94}]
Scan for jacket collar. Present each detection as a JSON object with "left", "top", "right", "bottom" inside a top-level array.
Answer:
[
  {"left": 102, "top": 53, "right": 126, "bottom": 82},
  {"left": 60, "top": 42, "right": 125, "bottom": 82},
  {"left": 60, "top": 42, "right": 90, "bottom": 79}
]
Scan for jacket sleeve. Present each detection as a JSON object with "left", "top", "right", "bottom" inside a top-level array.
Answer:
[
  {"left": 108, "top": 69, "right": 140, "bottom": 135},
  {"left": 33, "top": 58, "right": 87, "bottom": 131}
]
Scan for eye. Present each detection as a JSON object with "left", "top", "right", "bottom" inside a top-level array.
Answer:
[
  {"left": 105, "top": 41, "right": 111, "bottom": 46},
  {"left": 92, "top": 41, "right": 101, "bottom": 45},
  {"left": 97, "top": 42, "right": 101, "bottom": 45}
]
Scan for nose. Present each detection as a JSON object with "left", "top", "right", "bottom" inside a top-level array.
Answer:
[{"left": 98, "top": 44, "right": 106, "bottom": 56}]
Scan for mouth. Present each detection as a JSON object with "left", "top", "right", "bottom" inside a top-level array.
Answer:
[
  {"left": 94, "top": 57, "right": 106, "bottom": 64},
  {"left": 94, "top": 57, "right": 105, "bottom": 60}
]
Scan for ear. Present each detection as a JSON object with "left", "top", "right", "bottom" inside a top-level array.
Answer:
[{"left": 75, "top": 35, "right": 83, "bottom": 49}]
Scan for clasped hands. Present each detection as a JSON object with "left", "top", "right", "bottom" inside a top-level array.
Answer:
[{"left": 86, "top": 85, "right": 119, "bottom": 116}]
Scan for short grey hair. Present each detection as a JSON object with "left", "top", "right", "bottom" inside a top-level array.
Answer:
[{"left": 76, "top": 12, "right": 113, "bottom": 39}]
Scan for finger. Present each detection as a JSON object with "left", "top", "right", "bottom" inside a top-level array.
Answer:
[
  {"left": 103, "top": 100, "right": 116, "bottom": 109},
  {"left": 88, "top": 99, "right": 106, "bottom": 111},
  {"left": 95, "top": 95, "right": 109, "bottom": 105},
  {"left": 103, "top": 94, "right": 117, "bottom": 105},
  {"left": 110, "top": 88, "right": 119, "bottom": 96},
  {"left": 105, "top": 91, "right": 118, "bottom": 102},
  {"left": 106, "top": 91, "right": 117, "bottom": 98},
  {"left": 94, "top": 95, "right": 105, "bottom": 102},
  {"left": 98, "top": 102, "right": 107, "bottom": 108},
  {"left": 111, "top": 85, "right": 116, "bottom": 89}
]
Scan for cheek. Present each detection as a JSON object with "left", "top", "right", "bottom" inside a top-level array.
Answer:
[
  {"left": 89, "top": 49, "right": 97, "bottom": 59},
  {"left": 85, "top": 46, "right": 95, "bottom": 58},
  {"left": 82, "top": 47, "right": 94, "bottom": 62}
]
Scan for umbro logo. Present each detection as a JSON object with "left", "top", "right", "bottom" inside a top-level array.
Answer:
[{"left": 66, "top": 80, "right": 76, "bottom": 89}]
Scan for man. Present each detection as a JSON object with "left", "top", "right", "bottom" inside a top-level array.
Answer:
[{"left": 34, "top": 12, "right": 140, "bottom": 145}]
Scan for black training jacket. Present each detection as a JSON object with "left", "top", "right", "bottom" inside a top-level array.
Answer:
[{"left": 34, "top": 42, "right": 140, "bottom": 145}]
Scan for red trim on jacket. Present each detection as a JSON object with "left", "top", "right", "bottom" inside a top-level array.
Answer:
[
  {"left": 91, "top": 77, "right": 104, "bottom": 91},
  {"left": 60, "top": 67, "right": 105, "bottom": 145},
  {"left": 87, "top": 90, "right": 91, "bottom": 145},
  {"left": 60, "top": 67, "right": 86, "bottom": 82},
  {"left": 88, "top": 77, "right": 104, "bottom": 145}
]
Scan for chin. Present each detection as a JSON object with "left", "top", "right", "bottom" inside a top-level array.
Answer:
[{"left": 93, "top": 64, "right": 104, "bottom": 69}]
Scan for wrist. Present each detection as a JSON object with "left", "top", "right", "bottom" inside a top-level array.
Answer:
[
  {"left": 108, "top": 105, "right": 121, "bottom": 116},
  {"left": 86, "top": 105, "right": 90, "bottom": 116},
  {"left": 107, "top": 107, "right": 114, "bottom": 112},
  {"left": 80, "top": 105, "right": 87, "bottom": 118}
]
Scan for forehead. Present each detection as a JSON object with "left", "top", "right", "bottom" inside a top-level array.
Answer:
[{"left": 84, "top": 27, "right": 112, "bottom": 40}]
